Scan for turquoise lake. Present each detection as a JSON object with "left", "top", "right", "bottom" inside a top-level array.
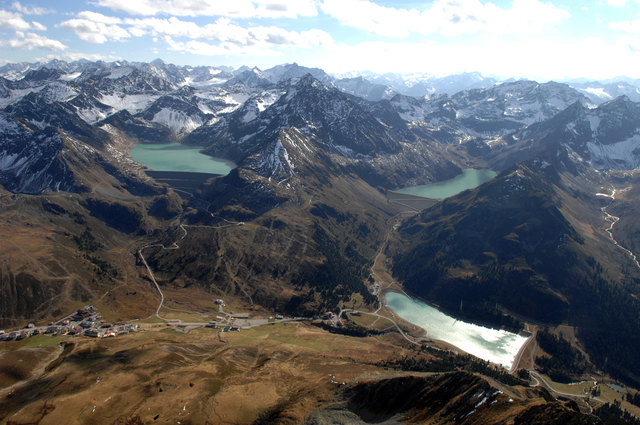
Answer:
[
  {"left": 385, "top": 291, "right": 529, "bottom": 369},
  {"left": 129, "top": 143, "right": 235, "bottom": 174},
  {"left": 395, "top": 168, "right": 497, "bottom": 199}
]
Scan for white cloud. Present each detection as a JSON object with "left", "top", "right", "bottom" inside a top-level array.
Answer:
[
  {"left": 125, "top": 16, "right": 332, "bottom": 49},
  {"left": 40, "top": 52, "right": 122, "bottom": 62},
  {"left": 96, "top": 0, "right": 318, "bottom": 18},
  {"left": 1, "top": 31, "right": 66, "bottom": 50},
  {"left": 11, "top": 1, "right": 52, "bottom": 15},
  {"left": 163, "top": 29, "right": 332, "bottom": 58},
  {"left": 58, "top": 11, "right": 332, "bottom": 50},
  {"left": 311, "top": 35, "right": 640, "bottom": 80},
  {"left": 0, "top": 9, "right": 32, "bottom": 30},
  {"left": 320, "top": 0, "right": 417, "bottom": 37},
  {"left": 31, "top": 20, "right": 46, "bottom": 31},
  {"left": 321, "top": 0, "right": 570, "bottom": 37},
  {"left": 60, "top": 11, "right": 130, "bottom": 43},
  {"left": 610, "top": 14, "right": 640, "bottom": 33},
  {"left": 607, "top": 0, "right": 628, "bottom": 6},
  {"left": 164, "top": 37, "right": 278, "bottom": 57},
  {"left": 77, "top": 11, "right": 123, "bottom": 25}
]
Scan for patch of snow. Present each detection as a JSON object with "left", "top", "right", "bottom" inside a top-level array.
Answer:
[
  {"left": 587, "top": 135, "right": 640, "bottom": 169},
  {"left": 182, "top": 76, "right": 227, "bottom": 88},
  {"left": 59, "top": 72, "right": 82, "bottom": 81},
  {"left": 40, "top": 83, "right": 78, "bottom": 103},
  {"left": 206, "top": 116, "right": 220, "bottom": 125},
  {"left": 99, "top": 93, "right": 159, "bottom": 114},
  {"left": 256, "top": 90, "right": 284, "bottom": 111},
  {"left": 151, "top": 108, "right": 203, "bottom": 133},
  {"left": 0, "top": 153, "right": 25, "bottom": 172},
  {"left": 587, "top": 114, "right": 601, "bottom": 133},
  {"left": 197, "top": 102, "right": 215, "bottom": 114},
  {"left": 76, "top": 107, "right": 112, "bottom": 124},
  {"left": 239, "top": 133, "right": 256, "bottom": 142},
  {"left": 0, "top": 86, "right": 44, "bottom": 107},
  {"left": 0, "top": 113, "right": 20, "bottom": 134},
  {"left": 284, "top": 128, "right": 313, "bottom": 154},
  {"left": 106, "top": 66, "right": 134, "bottom": 80},
  {"left": 241, "top": 107, "right": 258, "bottom": 123},
  {"left": 99, "top": 124, "right": 117, "bottom": 135},
  {"left": 227, "top": 92, "right": 251, "bottom": 105},
  {"left": 334, "top": 144, "right": 356, "bottom": 157},
  {"left": 584, "top": 87, "right": 613, "bottom": 100},
  {"left": 273, "top": 138, "right": 293, "bottom": 170},
  {"left": 475, "top": 396, "right": 488, "bottom": 408}
]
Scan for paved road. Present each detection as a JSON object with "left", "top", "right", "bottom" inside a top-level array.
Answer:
[
  {"left": 138, "top": 218, "right": 244, "bottom": 321},
  {"left": 509, "top": 332, "right": 535, "bottom": 374},
  {"left": 529, "top": 370, "right": 604, "bottom": 403},
  {"left": 340, "top": 307, "right": 424, "bottom": 346}
]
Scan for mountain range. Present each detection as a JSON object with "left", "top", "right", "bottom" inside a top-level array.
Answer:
[{"left": 1, "top": 59, "right": 640, "bottom": 423}]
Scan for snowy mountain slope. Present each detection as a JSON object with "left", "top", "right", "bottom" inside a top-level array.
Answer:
[
  {"left": 495, "top": 96, "right": 640, "bottom": 170},
  {"left": 334, "top": 76, "right": 396, "bottom": 101},
  {"left": 136, "top": 87, "right": 212, "bottom": 134},
  {"left": 66, "top": 90, "right": 115, "bottom": 124},
  {"left": 2, "top": 58, "right": 637, "bottom": 199},
  {"left": 244, "top": 126, "right": 336, "bottom": 183},
  {"left": 0, "top": 81, "right": 45, "bottom": 108},
  {"left": 262, "top": 63, "right": 333, "bottom": 86},
  {"left": 224, "top": 68, "right": 273, "bottom": 88},
  {"left": 390, "top": 80, "right": 591, "bottom": 140},
  {"left": 355, "top": 71, "right": 497, "bottom": 97},
  {"left": 451, "top": 80, "right": 590, "bottom": 126},
  {"left": 181, "top": 67, "right": 232, "bottom": 88},
  {"left": 571, "top": 81, "right": 640, "bottom": 104},
  {"left": 0, "top": 68, "right": 71, "bottom": 107},
  {"left": 4, "top": 91, "right": 109, "bottom": 145},
  {"left": 191, "top": 75, "right": 413, "bottom": 164},
  {"left": 98, "top": 110, "right": 176, "bottom": 144},
  {"left": 0, "top": 62, "right": 39, "bottom": 80},
  {"left": 0, "top": 111, "right": 77, "bottom": 193}
]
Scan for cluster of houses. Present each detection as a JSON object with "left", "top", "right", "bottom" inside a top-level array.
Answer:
[
  {"left": 322, "top": 311, "right": 343, "bottom": 327},
  {"left": 0, "top": 305, "right": 140, "bottom": 342}
]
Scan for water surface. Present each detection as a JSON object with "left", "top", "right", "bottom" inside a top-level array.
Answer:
[
  {"left": 395, "top": 168, "right": 496, "bottom": 199},
  {"left": 385, "top": 291, "right": 528, "bottom": 369},
  {"left": 130, "top": 143, "right": 235, "bottom": 174}
]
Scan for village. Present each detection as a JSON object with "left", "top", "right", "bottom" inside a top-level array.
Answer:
[
  {"left": 0, "top": 298, "right": 347, "bottom": 343},
  {"left": 0, "top": 305, "right": 141, "bottom": 341}
]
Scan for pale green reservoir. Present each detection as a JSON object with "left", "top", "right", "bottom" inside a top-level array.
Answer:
[
  {"left": 129, "top": 143, "right": 235, "bottom": 174},
  {"left": 385, "top": 291, "right": 529, "bottom": 369},
  {"left": 395, "top": 168, "right": 497, "bottom": 199},
  {"left": 388, "top": 167, "right": 528, "bottom": 368}
]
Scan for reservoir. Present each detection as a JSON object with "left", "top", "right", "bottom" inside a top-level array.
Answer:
[
  {"left": 394, "top": 168, "right": 496, "bottom": 199},
  {"left": 385, "top": 291, "right": 529, "bottom": 369},
  {"left": 129, "top": 143, "right": 235, "bottom": 174}
]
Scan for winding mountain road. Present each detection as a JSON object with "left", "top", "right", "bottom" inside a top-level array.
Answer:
[
  {"left": 597, "top": 188, "right": 640, "bottom": 271},
  {"left": 138, "top": 219, "right": 244, "bottom": 320}
]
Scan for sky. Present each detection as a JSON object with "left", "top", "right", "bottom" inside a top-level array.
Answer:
[{"left": 1, "top": 0, "right": 640, "bottom": 81}]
